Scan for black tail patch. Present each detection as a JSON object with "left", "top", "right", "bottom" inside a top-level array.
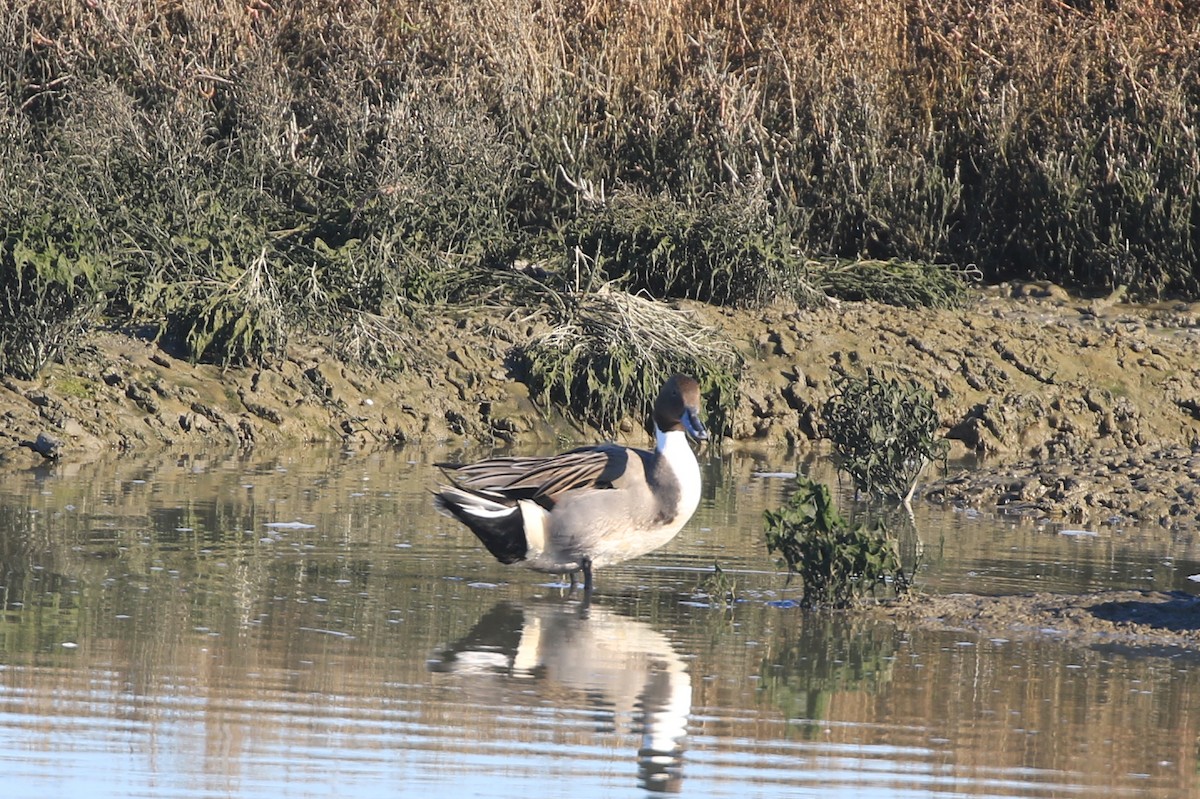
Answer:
[{"left": 434, "top": 492, "right": 529, "bottom": 565}]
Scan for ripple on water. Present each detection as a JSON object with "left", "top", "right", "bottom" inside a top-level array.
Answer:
[{"left": 0, "top": 447, "right": 1197, "bottom": 798}]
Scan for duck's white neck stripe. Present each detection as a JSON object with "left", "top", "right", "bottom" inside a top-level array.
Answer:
[{"left": 655, "top": 426, "right": 702, "bottom": 522}]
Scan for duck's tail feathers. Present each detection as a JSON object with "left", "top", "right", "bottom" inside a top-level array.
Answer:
[{"left": 433, "top": 486, "right": 528, "bottom": 564}]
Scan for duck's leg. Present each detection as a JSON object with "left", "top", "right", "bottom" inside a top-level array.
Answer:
[
  {"left": 567, "top": 570, "right": 578, "bottom": 590},
  {"left": 581, "top": 558, "right": 593, "bottom": 596}
]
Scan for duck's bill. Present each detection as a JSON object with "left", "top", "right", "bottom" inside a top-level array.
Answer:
[{"left": 684, "top": 409, "right": 709, "bottom": 441}]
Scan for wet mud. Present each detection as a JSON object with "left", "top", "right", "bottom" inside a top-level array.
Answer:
[
  {"left": 4, "top": 282, "right": 1199, "bottom": 529},
  {"left": 4, "top": 283, "right": 1200, "bottom": 648},
  {"left": 877, "top": 589, "right": 1200, "bottom": 655}
]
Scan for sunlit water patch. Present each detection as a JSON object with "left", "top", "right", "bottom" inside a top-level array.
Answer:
[{"left": 0, "top": 445, "right": 1198, "bottom": 798}]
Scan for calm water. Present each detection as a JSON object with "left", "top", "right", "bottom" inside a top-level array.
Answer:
[{"left": 1, "top": 445, "right": 1199, "bottom": 798}]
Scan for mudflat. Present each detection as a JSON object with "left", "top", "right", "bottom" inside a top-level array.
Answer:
[{"left": 3, "top": 282, "right": 1198, "bottom": 529}]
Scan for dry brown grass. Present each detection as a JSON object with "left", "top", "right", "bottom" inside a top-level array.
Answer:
[{"left": 1, "top": 0, "right": 1198, "bottom": 376}]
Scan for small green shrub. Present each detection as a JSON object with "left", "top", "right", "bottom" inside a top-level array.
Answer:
[
  {"left": 158, "top": 250, "right": 287, "bottom": 367},
  {"left": 822, "top": 370, "right": 947, "bottom": 503},
  {"left": 0, "top": 222, "right": 109, "bottom": 379},
  {"left": 764, "top": 477, "right": 907, "bottom": 608}
]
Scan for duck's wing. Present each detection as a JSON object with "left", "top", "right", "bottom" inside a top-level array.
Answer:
[{"left": 439, "top": 445, "right": 630, "bottom": 507}]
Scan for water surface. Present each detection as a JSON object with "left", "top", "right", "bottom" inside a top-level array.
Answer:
[{"left": 1, "top": 446, "right": 1198, "bottom": 798}]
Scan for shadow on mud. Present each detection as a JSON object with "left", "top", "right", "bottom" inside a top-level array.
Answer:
[{"left": 1089, "top": 591, "right": 1200, "bottom": 632}]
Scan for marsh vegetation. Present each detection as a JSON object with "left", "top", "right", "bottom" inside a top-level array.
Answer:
[
  {"left": 2, "top": 0, "right": 1199, "bottom": 429},
  {"left": 764, "top": 476, "right": 909, "bottom": 608}
]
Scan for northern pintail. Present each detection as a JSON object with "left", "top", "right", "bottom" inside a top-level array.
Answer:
[{"left": 433, "top": 374, "right": 709, "bottom": 593}]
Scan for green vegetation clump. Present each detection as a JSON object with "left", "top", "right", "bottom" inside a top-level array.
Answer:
[
  {"left": 822, "top": 370, "right": 948, "bottom": 503},
  {"left": 696, "top": 563, "right": 739, "bottom": 608},
  {"left": 565, "top": 186, "right": 821, "bottom": 308},
  {"left": 813, "top": 258, "right": 975, "bottom": 310},
  {"left": 517, "top": 285, "right": 741, "bottom": 438},
  {"left": 764, "top": 477, "right": 907, "bottom": 608},
  {"left": 0, "top": 221, "right": 110, "bottom": 379}
]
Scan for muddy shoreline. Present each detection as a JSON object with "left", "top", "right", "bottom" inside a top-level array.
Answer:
[
  {"left": 4, "top": 284, "right": 1199, "bottom": 525},
  {"left": 4, "top": 283, "right": 1200, "bottom": 649}
]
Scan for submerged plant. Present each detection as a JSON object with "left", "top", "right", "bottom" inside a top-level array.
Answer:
[
  {"left": 764, "top": 477, "right": 907, "bottom": 609},
  {"left": 696, "top": 562, "right": 739, "bottom": 608},
  {"left": 822, "top": 370, "right": 947, "bottom": 503}
]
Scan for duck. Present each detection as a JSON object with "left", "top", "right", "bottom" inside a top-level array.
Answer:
[{"left": 433, "top": 374, "right": 709, "bottom": 594}]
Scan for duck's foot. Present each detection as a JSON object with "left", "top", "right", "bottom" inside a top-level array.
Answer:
[{"left": 561, "top": 563, "right": 592, "bottom": 603}]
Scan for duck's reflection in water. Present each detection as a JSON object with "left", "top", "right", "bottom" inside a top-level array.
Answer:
[{"left": 428, "top": 601, "right": 691, "bottom": 793}]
